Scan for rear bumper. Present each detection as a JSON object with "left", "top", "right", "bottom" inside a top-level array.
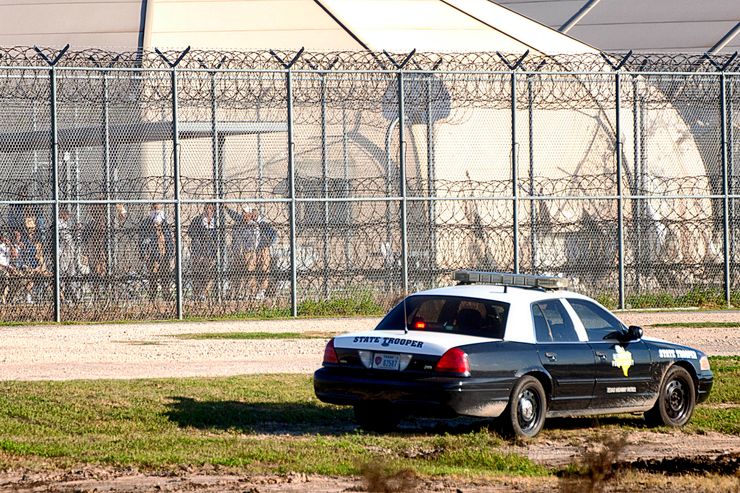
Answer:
[{"left": 313, "top": 367, "right": 509, "bottom": 418}]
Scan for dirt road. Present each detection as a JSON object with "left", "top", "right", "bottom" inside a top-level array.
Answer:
[
  {"left": 1, "top": 428, "right": 738, "bottom": 492},
  {"left": 0, "top": 310, "right": 738, "bottom": 380}
]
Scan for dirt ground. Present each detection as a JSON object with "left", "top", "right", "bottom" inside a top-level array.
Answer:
[
  {"left": 1, "top": 431, "right": 738, "bottom": 493},
  {"left": 0, "top": 310, "right": 739, "bottom": 381},
  {"left": 0, "top": 311, "right": 739, "bottom": 491}
]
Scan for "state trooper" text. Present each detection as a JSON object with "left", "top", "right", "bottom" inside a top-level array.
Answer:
[{"left": 352, "top": 336, "right": 424, "bottom": 348}]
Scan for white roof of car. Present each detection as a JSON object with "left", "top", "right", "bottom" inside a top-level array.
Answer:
[
  {"left": 410, "top": 284, "right": 592, "bottom": 305},
  {"left": 404, "top": 283, "right": 599, "bottom": 344}
]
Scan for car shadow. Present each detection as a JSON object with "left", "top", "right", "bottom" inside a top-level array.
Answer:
[
  {"left": 164, "top": 396, "right": 356, "bottom": 436},
  {"left": 165, "top": 396, "right": 646, "bottom": 437},
  {"left": 164, "top": 396, "right": 493, "bottom": 436},
  {"left": 544, "top": 414, "right": 648, "bottom": 432}
]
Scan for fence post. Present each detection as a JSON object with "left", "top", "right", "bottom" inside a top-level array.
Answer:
[
  {"left": 172, "top": 67, "right": 184, "bottom": 319},
  {"left": 34, "top": 45, "right": 68, "bottom": 322},
  {"left": 50, "top": 64, "right": 61, "bottom": 322},
  {"left": 321, "top": 71, "right": 329, "bottom": 299},
  {"left": 600, "top": 53, "right": 631, "bottom": 309},
  {"left": 511, "top": 69, "right": 519, "bottom": 274},
  {"left": 721, "top": 71, "right": 731, "bottom": 305},
  {"left": 527, "top": 73, "right": 536, "bottom": 274},
  {"left": 382, "top": 50, "right": 414, "bottom": 295},
  {"left": 398, "top": 69, "right": 409, "bottom": 296},
  {"left": 615, "top": 71, "right": 625, "bottom": 309},
  {"left": 287, "top": 68, "right": 298, "bottom": 316},
  {"left": 156, "top": 47, "right": 190, "bottom": 319},
  {"left": 498, "top": 51, "right": 528, "bottom": 274},
  {"left": 269, "top": 49, "right": 303, "bottom": 317}
]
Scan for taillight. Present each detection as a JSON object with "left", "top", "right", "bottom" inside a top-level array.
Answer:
[
  {"left": 435, "top": 348, "right": 470, "bottom": 375},
  {"left": 323, "top": 339, "right": 339, "bottom": 365}
]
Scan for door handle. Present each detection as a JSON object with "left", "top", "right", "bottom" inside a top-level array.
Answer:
[
  {"left": 595, "top": 351, "right": 607, "bottom": 360},
  {"left": 544, "top": 352, "right": 557, "bottom": 361}
]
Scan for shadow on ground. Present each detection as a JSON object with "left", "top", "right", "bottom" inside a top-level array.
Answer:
[
  {"left": 165, "top": 396, "right": 650, "bottom": 437},
  {"left": 544, "top": 415, "right": 648, "bottom": 432},
  {"left": 164, "top": 396, "right": 356, "bottom": 435},
  {"left": 164, "top": 396, "right": 496, "bottom": 436}
]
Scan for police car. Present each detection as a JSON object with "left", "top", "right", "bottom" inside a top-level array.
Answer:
[{"left": 313, "top": 270, "right": 713, "bottom": 438}]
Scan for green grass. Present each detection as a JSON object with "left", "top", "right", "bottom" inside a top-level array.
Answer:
[
  {"left": 596, "top": 288, "right": 740, "bottom": 310},
  {"left": 171, "top": 331, "right": 334, "bottom": 340},
  {"left": 298, "top": 291, "right": 385, "bottom": 317},
  {"left": 686, "top": 356, "right": 740, "bottom": 435},
  {"left": 647, "top": 321, "right": 740, "bottom": 329},
  {"left": 0, "top": 358, "right": 736, "bottom": 477},
  {"left": 0, "top": 293, "right": 386, "bottom": 327},
  {"left": 0, "top": 375, "right": 544, "bottom": 477}
]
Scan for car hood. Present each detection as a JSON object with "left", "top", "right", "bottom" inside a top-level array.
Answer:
[
  {"left": 643, "top": 336, "right": 705, "bottom": 359},
  {"left": 333, "top": 330, "right": 500, "bottom": 357}
]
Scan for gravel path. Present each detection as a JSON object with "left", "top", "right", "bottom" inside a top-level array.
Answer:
[{"left": 0, "top": 311, "right": 738, "bottom": 381}]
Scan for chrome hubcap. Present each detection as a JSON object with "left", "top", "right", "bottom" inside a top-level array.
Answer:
[
  {"left": 520, "top": 397, "right": 534, "bottom": 421},
  {"left": 518, "top": 389, "right": 538, "bottom": 430}
]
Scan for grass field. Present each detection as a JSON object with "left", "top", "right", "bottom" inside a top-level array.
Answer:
[
  {"left": 648, "top": 321, "right": 740, "bottom": 329},
  {"left": 170, "top": 331, "right": 335, "bottom": 340},
  {"left": 0, "top": 357, "right": 736, "bottom": 479}
]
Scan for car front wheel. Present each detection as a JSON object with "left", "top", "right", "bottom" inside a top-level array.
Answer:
[
  {"left": 645, "top": 365, "right": 696, "bottom": 427},
  {"left": 502, "top": 375, "right": 547, "bottom": 439}
]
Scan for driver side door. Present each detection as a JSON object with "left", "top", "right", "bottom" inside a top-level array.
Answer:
[{"left": 566, "top": 298, "right": 653, "bottom": 410}]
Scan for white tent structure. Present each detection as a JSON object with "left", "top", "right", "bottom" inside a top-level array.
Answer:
[{"left": 0, "top": 0, "right": 711, "bottom": 294}]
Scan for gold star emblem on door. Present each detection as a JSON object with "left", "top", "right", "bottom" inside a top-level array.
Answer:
[{"left": 611, "top": 346, "right": 634, "bottom": 377}]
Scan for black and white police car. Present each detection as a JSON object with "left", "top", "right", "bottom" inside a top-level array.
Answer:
[{"left": 314, "top": 270, "right": 713, "bottom": 438}]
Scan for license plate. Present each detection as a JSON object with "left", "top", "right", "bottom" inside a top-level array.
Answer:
[{"left": 372, "top": 353, "right": 400, "bottom": 370}]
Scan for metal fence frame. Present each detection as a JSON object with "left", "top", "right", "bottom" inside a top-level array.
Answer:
[{"left": 0, "top": 48, "right": 738, "bottom": 321}]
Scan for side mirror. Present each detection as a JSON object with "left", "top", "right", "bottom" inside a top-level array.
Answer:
[{"left": 627, "top": 325, "right": 643, "bottom": 341}]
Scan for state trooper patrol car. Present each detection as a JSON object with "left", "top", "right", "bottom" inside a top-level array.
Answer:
[{"left": 314, "top": 270, "right": 713, "bottom": 438}]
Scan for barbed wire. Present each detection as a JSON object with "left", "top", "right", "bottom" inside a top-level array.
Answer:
[
  {"left": 2, "top": 46, "right": 739, "bottom": 72},
  {"left": 0, "top": 47, "right": 738, "bottom": 113},
  {"left": 0, "top": 174, "right": 725, "bottom": 200}
]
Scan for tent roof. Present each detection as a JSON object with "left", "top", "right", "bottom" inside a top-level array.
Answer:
[{"left": 0, "top": 0, "right": 594, "bottom": 54}]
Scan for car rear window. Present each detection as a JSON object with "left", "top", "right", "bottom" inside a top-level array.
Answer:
[{"left": 375, "top": 295, "right": 509, "bottom": 338}]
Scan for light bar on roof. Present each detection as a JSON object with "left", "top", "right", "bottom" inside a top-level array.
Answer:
[{"left": 453, "top": 270, "right": 568, "bottom": 290}]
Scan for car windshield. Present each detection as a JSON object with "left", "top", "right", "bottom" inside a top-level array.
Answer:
[{"left": 375, "top": 295, "right": 509, "bottom": 338}]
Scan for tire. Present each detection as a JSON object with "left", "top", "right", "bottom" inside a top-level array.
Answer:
[
  {"left": 354, "top": 403, "right": 401, "bottom": 432},
  {"left": 501, "top": 376, "right": 547, "bottom": 439},
  {"left": 645, "top": 365, "right": 696, "bottom": 427}
]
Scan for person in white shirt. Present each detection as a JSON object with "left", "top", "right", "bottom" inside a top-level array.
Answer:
[{"left": 0, "top": 233, "right": 12, "bottom": 303}]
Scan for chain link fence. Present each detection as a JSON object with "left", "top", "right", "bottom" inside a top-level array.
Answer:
[{"left": 0, "top": 47, "right": 739, "bottom": 321}]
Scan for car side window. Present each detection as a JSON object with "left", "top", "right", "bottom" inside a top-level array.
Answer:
[
  {"left": 567, "top": 298, "right": 624, "bottom": 342},
  {"left": 532, "top": 300, "right": 579, "bottom": 342}
]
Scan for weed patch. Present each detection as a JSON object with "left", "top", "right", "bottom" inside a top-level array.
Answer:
[
  {"left": 359, "top": 459, "right": 420, "bottom": 492},
  {"left": 558, "top": 432, "right": 628, "bottom": 493}
]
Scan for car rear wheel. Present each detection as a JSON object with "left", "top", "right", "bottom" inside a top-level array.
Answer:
[
  {"left": 501, "top": 375, "right": 547, "bottom": 439},
  {"left": 645, "top": 365, "right": 696, "bottom": 427},
  {"left": 354, "top": 403, "right": 401, "bottom": 432}
]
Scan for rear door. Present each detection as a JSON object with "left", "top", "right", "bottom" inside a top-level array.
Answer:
[
  {"left": 566, "top": 298, "right": 653, "bottom": 410},
  {"left": 532, "top": 299, "right": 595, "bottom": 411}
]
